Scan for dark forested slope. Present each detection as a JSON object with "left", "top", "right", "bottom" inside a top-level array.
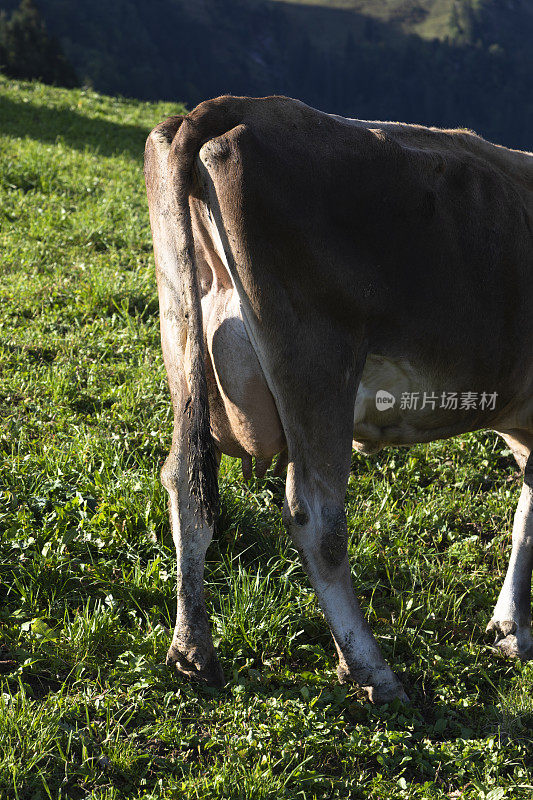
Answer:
[{"left": 1, "top": 0, "right": 532, "bottom": 149}]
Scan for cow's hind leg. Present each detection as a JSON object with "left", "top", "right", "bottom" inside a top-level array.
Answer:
[
  {"left": 285, "top": 464, "right": 407, "bottom": 703},
  {"left": 237, "top": 302, "right": 407, "bottom": 702},
  {"left": 162, "top": 414, "right": 224, "bottom": 687},
  {"left": 487, "top": 449, "right": 533, "bottom": 660}
]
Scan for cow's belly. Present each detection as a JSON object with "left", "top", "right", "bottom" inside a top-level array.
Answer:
[
  {"left": 353, "top": 356, "right": 438, "bottom": 453},
  {"left": 352, "top": 354, "right": 515, "bottom": 452},
  {"left": 203, "top": 287, "right": 519, "bottom": 460}
]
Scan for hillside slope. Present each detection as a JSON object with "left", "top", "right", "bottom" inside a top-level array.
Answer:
[
  {"left": 1, "top": 76, "right": 533, "bottom": 800},
  {"left": 271, "top": 0, "right": 533, "bottom": 45},
  {"left": 1, "top": 0, "right": 531, "bottom": 147}
]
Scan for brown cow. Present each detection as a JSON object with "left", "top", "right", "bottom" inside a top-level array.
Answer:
[{"left": 144, "top": 95, "right": 533, "bottom": 703}]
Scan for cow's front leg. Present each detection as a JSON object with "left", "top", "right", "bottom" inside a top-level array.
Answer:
[
  {"left": 487, "top": 453, "right": 533, "bottom": 660},
  {"left": 162, "top": 436, "right": 224, "bottom": 687},
  {"left": 285, "top": 466, "right": 407, "bottom": 704}
]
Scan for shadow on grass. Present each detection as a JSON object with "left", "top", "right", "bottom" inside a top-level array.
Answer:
[
  {"left": 0, "top": 94, "right": 150, "bottom": 159},
  {"left": 212, "top": 472, "right": 287, "bottom": 565}
]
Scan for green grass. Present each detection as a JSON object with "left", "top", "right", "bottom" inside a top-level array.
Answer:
[{"left": 1, "top": 74, "right": 533, "bottom": 799}]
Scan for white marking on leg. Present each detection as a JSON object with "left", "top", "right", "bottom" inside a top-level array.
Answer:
[
  {"left": 161, "top": 436, "right": 223, "bottom": 685},
  {"left": 287, "top": 485, "right": 407, "bottom": 702},
  {"left": 489, "top": 474, "right": 533, "bottom": 658}
]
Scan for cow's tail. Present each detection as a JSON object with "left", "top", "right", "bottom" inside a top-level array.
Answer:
[{"left": 166, "top": 99, "right": 243, "bottom": 526}]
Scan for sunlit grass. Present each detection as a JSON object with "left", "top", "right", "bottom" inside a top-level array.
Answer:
[{"left": 1, "top": 75, "right": 532, "bottom": 799}]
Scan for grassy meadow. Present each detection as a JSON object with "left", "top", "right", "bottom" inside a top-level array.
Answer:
[{"left": 1, "top": 75, "right": 532, "bottom": 799}]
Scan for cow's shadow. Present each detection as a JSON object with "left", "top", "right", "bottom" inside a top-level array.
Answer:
[
  {"left": 218, "top": 664, "right": 533, "bottom": 740},
  {"left": 214, "top": 468, "right": 286, "bottom": 557}
]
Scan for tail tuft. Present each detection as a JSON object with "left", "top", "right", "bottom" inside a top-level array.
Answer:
[{"left": 185, "top": 362, "right": 219, "bottom": 526}]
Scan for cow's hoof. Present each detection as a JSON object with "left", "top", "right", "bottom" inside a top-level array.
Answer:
[
  {"left": 486, "top": 619, "right": 533, "bottom": 661},
  {"left": 337, "top": 663, "right": 409, "bottom": 705},
  {"left": 365, "top": 680, "right": 409, "bottom": 705},
  {"left": 166, "top": 645, "right": 225, "bottom": 687}
]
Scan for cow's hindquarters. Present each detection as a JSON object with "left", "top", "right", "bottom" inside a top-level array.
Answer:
[{"left": 198, "top": 111, "right": 408, "bottom": 702}]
